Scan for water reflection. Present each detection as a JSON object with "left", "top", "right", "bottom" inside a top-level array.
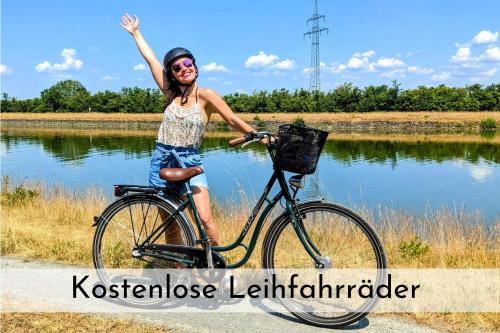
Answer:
[{"left": 2, "top": 129, "right": 499, "bottom": 165}]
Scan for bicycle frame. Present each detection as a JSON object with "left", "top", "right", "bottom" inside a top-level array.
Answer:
[{"left": 137, "top": 144, "right": 324, "bottom": 269}]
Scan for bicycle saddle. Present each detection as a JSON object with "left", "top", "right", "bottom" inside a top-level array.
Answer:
[{"left": 159, "top": 167, "right": 203, "bottom": 182}]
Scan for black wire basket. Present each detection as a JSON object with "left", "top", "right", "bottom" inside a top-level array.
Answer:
[{"left": 275, "top": 124, "right": 328, "bottom": 175}]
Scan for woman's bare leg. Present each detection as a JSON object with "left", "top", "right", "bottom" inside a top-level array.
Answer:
[
  {"left": 159, "top": 209, "right": 184, "bottom": 244},
  {"left": 187, "top": 186, "right": 219, "bottom": 245}
]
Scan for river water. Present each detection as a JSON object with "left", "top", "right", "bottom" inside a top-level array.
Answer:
[{"left": 1, "top": 128, "right": 499, "bottom": 223}]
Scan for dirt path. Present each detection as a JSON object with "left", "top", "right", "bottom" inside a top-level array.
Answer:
[{"left": 1, "top": 257, "right": 442, "bottom": 333}]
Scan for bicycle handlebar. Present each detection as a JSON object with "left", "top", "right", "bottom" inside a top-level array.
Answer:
[
  {"left": 229, "top": 132, "right": 273, "bottom": 147},
  {"left": 228, "top": 136, "right": 247, "bottom": 146}
]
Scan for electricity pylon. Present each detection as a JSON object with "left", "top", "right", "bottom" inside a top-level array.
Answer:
[{"left": 304, "top": 0, "right": 328, "bottom": 93}]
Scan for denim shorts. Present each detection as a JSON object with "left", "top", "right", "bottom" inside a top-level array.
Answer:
[{"left": 149, "top": 142, "right": 209, "bottom": 195}]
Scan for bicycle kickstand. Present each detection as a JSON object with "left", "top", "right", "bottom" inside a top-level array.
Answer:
[{"left": 204, "top": 238, "right": 214, "bottom": 269}]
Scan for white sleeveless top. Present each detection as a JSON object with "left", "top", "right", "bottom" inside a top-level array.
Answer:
[{"left": 157, "top": 95, "right": 206, "bottom": 149}]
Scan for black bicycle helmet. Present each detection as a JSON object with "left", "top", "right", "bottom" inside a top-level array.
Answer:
[{"left": 163, "top": 47, "right": 195, "bottom": 70}]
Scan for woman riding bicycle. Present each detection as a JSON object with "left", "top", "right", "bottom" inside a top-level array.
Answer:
[{"left": 120, "top": 14, "right": 256, "bottom": 245}]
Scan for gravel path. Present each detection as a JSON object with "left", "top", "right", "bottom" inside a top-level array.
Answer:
[{"left": 1, "top": 257, "right": 441, "bottom": 333}]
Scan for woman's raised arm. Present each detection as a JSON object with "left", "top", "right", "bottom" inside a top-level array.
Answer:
[{"left": 120, "top": 14, "right": 169, "bottom": 93}]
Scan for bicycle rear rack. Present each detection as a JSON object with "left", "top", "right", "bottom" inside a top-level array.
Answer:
[{"left": 113, "top": 185, "right": 162, "bottom": 197}]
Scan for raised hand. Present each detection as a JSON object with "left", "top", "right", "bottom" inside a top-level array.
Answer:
[{"left": 120, "top": 14, "right": 139, "bottom": 35}]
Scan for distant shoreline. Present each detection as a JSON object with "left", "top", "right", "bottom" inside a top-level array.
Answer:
[{"left": 2, "top": 112, "right": 500, "bottom": 133}]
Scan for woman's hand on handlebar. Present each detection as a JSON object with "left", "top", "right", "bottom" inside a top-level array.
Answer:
[{"left": 229, "top": 132, "right": 273, "bottom": 147}]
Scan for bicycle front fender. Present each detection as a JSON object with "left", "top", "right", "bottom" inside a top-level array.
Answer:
[{"left": 270, "top": 198, "right": 324, "bottom": 225}]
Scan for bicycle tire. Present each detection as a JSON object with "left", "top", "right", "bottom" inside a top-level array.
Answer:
[
  {"left": 262, "top": 201, "right": 387, "bottom": 328},
  {"left": 92, "top": 193, "right": 196, "bottom": 306}
]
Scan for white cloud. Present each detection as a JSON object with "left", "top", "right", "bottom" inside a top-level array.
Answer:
[
  {"left": 0, "top": 64, "right": 11, "bottom": 74},
  {"left": 35, "top": 48, "right": 83, "bottom": 72},
  {"left": 330, "top": 51, "right": 405, "bottom": 73},
  {"left": 381, "top": 69, "right": 406, "bottom": 78},
  {"left": 52, "top": 73, "right": 73, "bottom": 80},
  {"left": 201, "top": 62, "right": 228, "bottom": 72},
  {"left": 460, "top": 61, "right": 481, "bottom": 69},
  {"left": 271, "top": 59, "right": 295, "bottom": 70},
  {"left": 470, "top": 164, "right": 494, "bottom": 182},
  {"left": 35, "top": 61, "right": 52, "bottom": 72},
  {"left": 330, "top": 63, "right": 347, "bottom": 73},
  {"left": 346, "top": 57, "right": 367, "bottom": 69},
  {"left": 451, "top": 47, "right": 472, "bottom": 63},
  {"left": 249, "top": 71, "right": 271, "bottom": 77},
  {"left": 405, "top": 50, "right": 422, "bottom": 57},
  {"left": 245, "top": 51, "right": 279, "bottom": 68},
  {"left": 101, "top": 75, "right": 120, "bottom": 80},
  {"left": 479, "top": 47, "right": 500, "bottom": 61},
  {"left": 133, "top": 63, "right": 147, "bottom": 71},
  {"left": 353, "top": 50, "right": 375, "bottom": 58},
  {"left": 479, "top": 67, "right": 498, "bottom": 77},
  {"left": 431, "top": 72, "right": 452, "bottom": 81},
  {"left": 374, "top": 57, "right": 405, "bottom": 68},
  {"left": 472, "top": 30, "right": 499, "bottom": 45},
  {"left": 407, "top": 66, "right": 434, "bottom": 74},
  {"left": 206, "top": 76, "right": 219, "bottom": 82},
  {"left": 344, "top": 51, "right": 376, "bottom": 70}
]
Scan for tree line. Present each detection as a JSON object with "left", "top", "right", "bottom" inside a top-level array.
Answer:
[{"left": 1, "top": 79, "right": 499, "bottom": 113}]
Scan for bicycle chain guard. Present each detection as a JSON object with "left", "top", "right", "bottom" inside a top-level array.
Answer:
[{"left": 138, "top": 244, "right": 227, "bottom": 269}]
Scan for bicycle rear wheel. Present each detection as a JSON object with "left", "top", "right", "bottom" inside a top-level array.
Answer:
[
  {"left": 92, "top": 194, "right": 196, "bottom": 306},
  {"left": 262, "top": 202, "right": 387, "bottom": 328}
]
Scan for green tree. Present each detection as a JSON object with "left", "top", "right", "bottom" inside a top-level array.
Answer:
[
  {"left": 119, "top": 87, "right": 164, "bottom": 113},
  {"left": 40, "top": 80, "right": 90, "bottom": 112},
  {"left": 90, "top": 91, "right": 123, "bottom": 113},
  {"left": 1, "top": 93, "right": 14, "bottom": 112},
  {"left": 327, "top": 83, "right": 362, "bottom": 112}
]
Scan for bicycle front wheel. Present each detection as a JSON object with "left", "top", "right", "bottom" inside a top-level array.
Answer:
[
  {"left": 92, "top": 194, "right": 196, "bottom": 306},
  {"left": 262, "top": 202, "right": 387, "bottom": 328}
]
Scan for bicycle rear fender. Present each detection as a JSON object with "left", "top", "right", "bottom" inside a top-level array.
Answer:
[{"left": 92, "top": 192, "right": 190, "bottom": 230}]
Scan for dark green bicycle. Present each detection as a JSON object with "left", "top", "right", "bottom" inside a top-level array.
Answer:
[{"left": 92, "top": 125, "right": 387, "bottom": 328}]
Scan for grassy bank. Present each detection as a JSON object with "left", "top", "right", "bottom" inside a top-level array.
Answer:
[
  {"left": 3, "top": 111, "right": 500, "bottom": 123},
  {"left": 1, "top": 179, "right": 498, "bottom": 269},
  {"left": 2, "top": 112, "right": 500, "bottom": 134},
  {"left": 3, "top": 125, "right": 499, "bottom": 144},
  {"left": 1, "top": 180, "right": 499, "bottom": 331}
]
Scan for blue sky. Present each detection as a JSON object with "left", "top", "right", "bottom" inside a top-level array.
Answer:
[{"left": 1, "top": 0, "right": 499, "bottom": 99}]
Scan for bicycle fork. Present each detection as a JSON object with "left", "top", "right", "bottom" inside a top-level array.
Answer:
[{"left": 286, "top": 200, "right": 331, "bottom": 269}]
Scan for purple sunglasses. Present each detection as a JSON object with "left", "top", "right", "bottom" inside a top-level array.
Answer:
[{"left": 171, "top": 59, "right": 194, "bottom": 73}]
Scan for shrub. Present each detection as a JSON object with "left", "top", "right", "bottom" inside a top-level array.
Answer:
[
  {"left": 399, "top": 237, "right": 430, "bottom": 259},
  {"left": 1, "top": 176, "right": 40, "bottom": 207},
  {"left": 217, "top": 121, "right": 230, "bottom": 131},
  {"left": 253, "top": 115, "right": 266, "bottom": 128},
  {"left": 292, "top": 117, "right": 306, "bottom": 126},
  {"left": 480, "top": 118, "right": 497, "bottom": 131}
]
